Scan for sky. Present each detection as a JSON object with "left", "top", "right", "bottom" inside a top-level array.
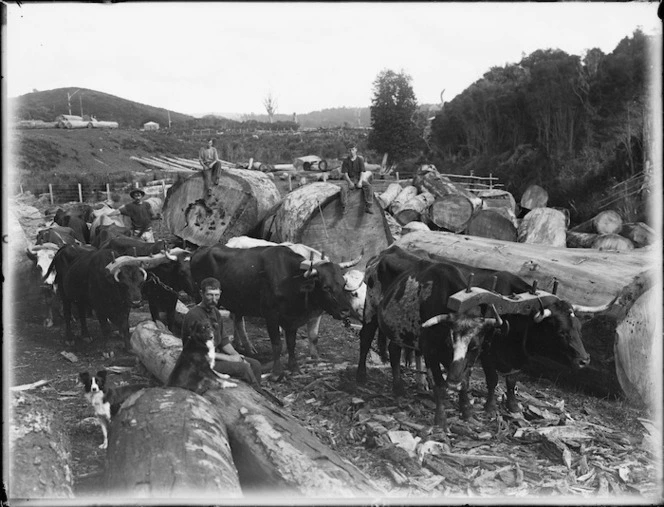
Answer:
[{"left": 4, "top": 2, "right": 661, "bottom": 117}]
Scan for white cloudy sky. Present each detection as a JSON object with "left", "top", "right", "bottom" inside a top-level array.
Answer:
[{"left": 5, "top": 2, "right": 661, "bottom": 116}]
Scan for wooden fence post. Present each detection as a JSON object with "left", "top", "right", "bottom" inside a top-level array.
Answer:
[
  {"left": 49, "top": 184, "right": 54, "bottom": 205},
  {"left": 396, "top": 172, "right": 400, "bottom": 182},
  {"left": 78, "top": 183, "right": 83, "bottom": 203},
  {"left": 489, "top": 173, "right": 493, "bottom": 190},
  {"left": 106, "top": 183, "right": 111, "bottom": 201}
]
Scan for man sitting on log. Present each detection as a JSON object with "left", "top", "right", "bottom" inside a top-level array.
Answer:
[
  {"left": 110, "top": 188, "right": 156, "bottom": 242},
  {"left": 181, "top": 277, "right": 263, "bottom": 387},
  {"left": 198, "top": 138, "right": 223, "bottom": 197},
  {"left": 341, "top": 142, "right": 374, "bottom": 214}
]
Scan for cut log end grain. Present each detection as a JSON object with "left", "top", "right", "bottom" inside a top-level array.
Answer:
[
  {"left": 570, "top": 210, "right": 624, "bottom": 235},
  {"left": 477, "top": 189, "right": 517, "bottom": 215},
  {"left": 429, "top": 195, "right": 475, "bottom": 233},
  {"left": 465, "top": 209, "right": 517, "bottom": 242},
  {"left": 619, "top": 222, "right": 655, "bottom": 248},
  {"left": 394, "top": 192, "right": 435, "bottom": 226},
  {"left": 520, "top": 184, "right": 548, "bottom": 210},
  {"left": 591, "top": 234, "right": 635, "bottom": 251}
]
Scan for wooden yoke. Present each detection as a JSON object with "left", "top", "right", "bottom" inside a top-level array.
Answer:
[{"left": 447, "top": 286, "right": 561, "bottom": 316}]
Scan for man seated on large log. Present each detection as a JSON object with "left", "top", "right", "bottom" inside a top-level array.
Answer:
[
  {"left": 181, "top": 277, "right": 263, "bottom": 387},
  {"left": 341, "top": 142, "right": 374, "bottom": 214},
  {"left": 198, "top": 138, "right": 223, "bottom": 197},
  {"left": 108, "top": 188, "right": 156, "bottom": 242}
]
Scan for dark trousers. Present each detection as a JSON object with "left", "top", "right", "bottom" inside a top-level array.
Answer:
[
  {"left": 215, "top": 356, "right": 262, "bottom": 387},
  {"left": 340, "top": 179, "right": 374, "bottom": 208},
  {"left": 202, "top": 161, "right": 223, "bottom": 196}
]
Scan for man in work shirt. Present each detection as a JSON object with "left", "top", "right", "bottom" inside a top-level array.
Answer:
[
  {"left": 118, "top": 188, "right": 156, "bottom": 242},
  {"left": 340, "top": 143, "right": 374, "bottom": 214},
  {"left": 198, "top": 138, "right": 223, "bottom": 197},
  {"left": 181, "top": 277, "right": 263, "bottom": 387}
]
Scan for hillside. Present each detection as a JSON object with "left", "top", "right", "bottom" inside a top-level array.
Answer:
[{"left": 10, "top": 88, "right": 196, "bottom": 129}]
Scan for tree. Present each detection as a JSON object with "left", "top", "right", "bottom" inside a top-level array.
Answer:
[
  {"left": 368, "top": 69, "right": 422, "bottom": 163},
  {"left": 263, "top": 92, "right": 277, "bottom": 124}
]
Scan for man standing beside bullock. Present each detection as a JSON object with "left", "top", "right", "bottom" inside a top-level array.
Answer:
[
  {"left": 108, "top": 188, "right": 156, "bottom": 242},
  {"left": 182, "top": 277, "right": 263, "bottom": 387}
]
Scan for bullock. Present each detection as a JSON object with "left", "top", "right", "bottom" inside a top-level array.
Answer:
[
  {"left": 357, "top": 246, "right": 612, "bottom": 426},
  {"left": 224, "top": 236, "right": 366, "bottom": 358},
  {"left": 90, "top": 208, "right": 127, "bottom": 246},
  {"left": 190, "top": 244, "right": 361, "bottom": 380},
  {"left": 98, "top": 237, "right": 196, "bottom": 331},
  {"left": 35, "top": 225, "right": 79, "bottom": 247},
  {"left": 60, "top": 249, "right": 163, "bottom": 349},
  {"left": 92, "top": 224, "right": 132, "bottom": 248},
  {"left": 53, "top": 208, "right": 90, "bottom": 244}
]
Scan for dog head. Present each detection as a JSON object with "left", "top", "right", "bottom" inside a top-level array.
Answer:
[
  {"left": 79, "top": 370, "right": 108, "bottom": 394},
  {"left": 188, "top": 321, "right": 216, "bottom": 369}
]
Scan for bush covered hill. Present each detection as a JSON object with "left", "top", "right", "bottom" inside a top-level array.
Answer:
[{"left": 10, "top": 88, "right": 196, "bottom": 130}]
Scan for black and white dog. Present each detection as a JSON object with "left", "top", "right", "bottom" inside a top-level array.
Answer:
[
  {"left": 79, "top": 370, "right": 149, "bottom": 449},
  {"left": 167, "top": 320, "right": 236, "bottom": 393}
]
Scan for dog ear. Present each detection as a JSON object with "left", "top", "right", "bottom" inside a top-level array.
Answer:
[
  {"left": 79, "top": 372, "right": 90, "bottom": 384},
  {"left": 96, "top": 370, "right": 108, "bottom": 380}
]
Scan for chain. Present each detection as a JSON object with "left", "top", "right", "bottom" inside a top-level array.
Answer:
[{"left": 147, "top": 271, "right": 178, "bottom": 296}]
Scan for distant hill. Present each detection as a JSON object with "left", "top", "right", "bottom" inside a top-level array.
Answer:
[{"left": 10, "top": 88, "right": 196, "bottom": 129}]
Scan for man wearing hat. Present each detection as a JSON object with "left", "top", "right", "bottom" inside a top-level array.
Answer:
[{"left": 119, "top": 188, "right": 156, "bottom": 242}]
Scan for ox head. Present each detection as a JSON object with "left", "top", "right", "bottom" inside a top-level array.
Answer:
[
  {"left": 26, "top": 243, "right": 59, "bottom": 285},
  {"left": 105, "top": 256, "right": 153, "bottom": 308},
  {"left": 526, "top": 299, "right": 593, "bottom": 370},
  {"left": 164, "top": 247, "right": 197, "bottom": 299},
  {"left": 343, "top": 269, "right": 366, "bottom": 321},
  {"left": 422, "top": 305, "right": 506, "bottom": 389},
  {"left": 299, "top": 251, "right": 362, "bottom": 320}
]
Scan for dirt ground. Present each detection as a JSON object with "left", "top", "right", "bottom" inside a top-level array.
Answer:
[{"left": 7, "top": 271, "right": 662, "bottom": 502}]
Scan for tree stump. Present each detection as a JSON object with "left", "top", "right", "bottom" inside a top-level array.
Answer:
[
  {"left": 465, "top": 209, "right": 517, "bottom": 242},
  {"left": 9, "top": 392, "right": 74, "bottom": 499},
  {"left": 520, "top": 184, "right": 548, "bottom": 211},
  {"left": 130, "top": 321, "right": 384, "bottom": 498},
  {"left": 104, "top": 387, "right": 241, "bottom": 499},
  {"left": 394, "top": 191, "right": 435, "bottom": 226},
  {"left": 162, "top": 168, "right": 281, "bottom": 246},
  {"left": 569, "top": 210, "right": 623, "bottom": 235},
  {"left": 393, "top": 231, "right": 657, "bottom": 403},
  {"left": 517, "top": 208, "right": 567, "bottom": 247},
  {"left": 263, "top": 182, "right": 392, "bottom": 269},
  {"left": 376, "top": 183, "right": 402, "bottom": 209},
  {"left": 429, "top": 195, "right": 476, "bottom": 233}
]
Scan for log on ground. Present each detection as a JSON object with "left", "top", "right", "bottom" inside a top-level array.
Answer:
[
  {"left": 104, "top": 386, "right": 241, "bottom": 499},
  {"left": 517, "top": 207, "right": 567, "bottom": 247},
  {"left": 591, "top": 234, "right": 634, "bottom": 251},
  {"left": 388, "top": 185, "right": 418, "bottom": 216},
  {"left": 263, "top": 182, "right": 392, "bottom": 269},
  {"left": 412, "top": 169, "right": 482, "bottom": 210},
  {"left": 566, "top": 231, "right": 599, "bottom": 248},
  {"left": 520, "top": 184, "right": 548, "bottom": 211},
  {"left": 476, "top": 189, "right": 517, "bottom": 214},
  {"left": 619, "top": 222, "right": 655, "bottom": 248},
  {"left": 162, "top": 168, "right": 282, "bottom": 246},
  {"left": 130, "top": 320, "right": 383, "bottom": 498},
  {"left": 9, "top": 391, "right": 74, "bottom": 499},
  {"left": 429, "top": 194, "right": 475, "bottom": 233},
  {"left": 375, "top": 183, "right": 402, "bottom": 210},
  {"left": 465, "top": 209, "right": 517, "bottom": 242},
  {"left": 393, "top": 231, "right": 658, "bottom": 402},
  {"left": 569, "top": 209, "right": 623, "bottom": 235}
]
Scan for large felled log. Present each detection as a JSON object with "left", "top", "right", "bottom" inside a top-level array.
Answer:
[
  {"left": 477, "top": 189, "right": 517, "bottom": 214},
  {"left": 163, "top": 168, "right": 282, "bottom": 246},
  {"left": 376, "top": 183, "right": 402, "bottom": 209},
  {"left": 592, "top": 234, "right": 634, "bottom": 251},
  {"left": 394, "top": 191, "right": 435, "bottom": 226},
  {"left": 520, "top": 184, "right": 548, "bottom": 210},
  {"left": 388, "top": 185, "right": 418, "bottom": 216},
  {"left": 517, "top": 208, "right": 567, "bottom": 247},
  {"left": 263, "top": 182, "right": 392, "bottom": 269},
  {"left": 569, "top": 209, "right": 623, "bottom": 235},
  {"left": 465, "top": 209, "right": 517, "bottom": 242},
  {"left": 394, "top": 231, "right": 657, "bottom": 403},
  {"left": 619, "top": 222, "right": 655, "bottom": 248},
  {"left": 429, "top": 195, "right": 475, "bottom": 232},
  {"left": 412, "top": 169, "right": 482, "bottom": 210},
  {"left": 130, "top": 321, "right": 383, "bottom": 498},
  {"left": 10, "top": 392, "right": 74, "bottom": 499},
  {"left": 104, "top": 386, "right": 242, "bottom": 499}
]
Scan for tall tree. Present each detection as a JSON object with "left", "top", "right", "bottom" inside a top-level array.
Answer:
[
  {"left": 368, "top": 69, "right": 422, "bottom": 163},
  {"left": 263, "top": 92, "right": 278, "bottom": 124}
]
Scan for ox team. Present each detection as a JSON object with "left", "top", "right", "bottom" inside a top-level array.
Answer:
[{"left": 30, "top": 197, "right": 611, "bottom": 433}]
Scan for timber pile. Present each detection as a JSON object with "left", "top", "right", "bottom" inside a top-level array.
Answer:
[
  {"left": 394, "top": 231, "right": 658, "bottom": 408},
  {"left": 566, "top": 211, "right": 654, "bottom": 251},
  {"left": 261, "top": 182, "right": 392, "bottom": 269},
  {"left": 9, "top": 391, "right": 74, "bottom": 499},
  {"left": 162, "top": 167, "right": 282, "bottom": 246},
  {"left": 129, "top": 320, "right": 383, "bottom": 499}
]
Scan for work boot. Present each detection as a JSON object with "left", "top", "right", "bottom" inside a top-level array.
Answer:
[{"left": 364, "top": 205, "right": 374, "bottom": 214}]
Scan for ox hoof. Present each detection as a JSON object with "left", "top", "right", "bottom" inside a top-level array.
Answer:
[{"left": 484, "top": 402, "right": 498, "bottom": 416}]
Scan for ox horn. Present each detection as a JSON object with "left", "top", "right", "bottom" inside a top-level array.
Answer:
[
  {"left": 338, "top": 249, "right": 364, "bottom": 269},
  {"left": 571, "top": 299, "right": 615, "bottom": 315},
  {"left": 139, "top": 267, "right": 148, "bottom": 281},
  {"left": 113, "top": 269, "right": 121, "bottom": 283},
  {"left": 422, "top": 313, "right": 453, "bottom": 328},
  {"left": 533, "top": 308, "right": 552, "bottom": 323},
  {"left": 26, "top": 247, "right": 37, "bottom": 260}
]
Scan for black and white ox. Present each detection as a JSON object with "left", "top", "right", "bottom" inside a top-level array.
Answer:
[
  {"left": 190, "top": 242, "right": 362, "bottom": 380},
  {"left": 224, "top": 236, "right": 366, "bottom": 358}
]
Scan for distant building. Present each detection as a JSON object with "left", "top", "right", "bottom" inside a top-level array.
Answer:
[
  {"left": 56, "top": 114, "right": 83, "bottom": 122},
  {"left": 143, "top": 121, "right": 160, "bottom": 131}
]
